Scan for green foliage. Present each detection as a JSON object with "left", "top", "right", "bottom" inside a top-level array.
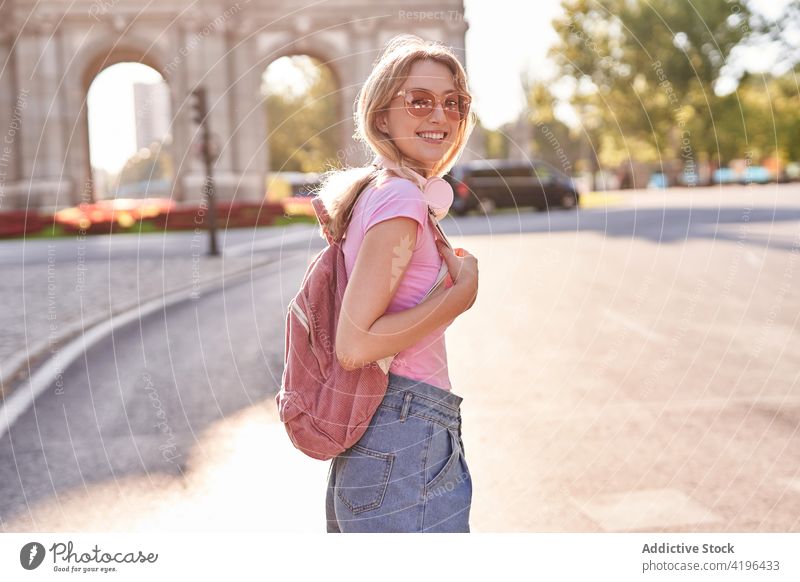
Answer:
[
  {"left": 264, "top": 56, "right": 340, "bottom": 173},
  {"left": 116, "top": 141, "right": 173, "bottom": 187},
  {"left": 481, "top": 120, "right": 511, "bottom": 159},
  {"left": 549, "top": 0, "right": 774, "bottom": 168},
  {"left": 524, "top": 78, "right": 584, "bottom": 173}
]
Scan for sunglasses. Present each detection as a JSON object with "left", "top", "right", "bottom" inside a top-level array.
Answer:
[{"left": 394, "top": 88, "right": 472, "bottom": 121}]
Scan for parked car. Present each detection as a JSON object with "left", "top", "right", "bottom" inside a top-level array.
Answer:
[
  {"left": 647, "top": 172, "right": 668, "bottom": 189},
  {"left": 713, "top": 167, "right": 738, "bottom": 184},
  {"left": 741, "top": 166, "right": 771, "bottom": 184},
  {"left": 712, "top": 165, "right": 773, "bottom": 185},
  {"left": 444, "top": 159, "right": 580, "bottom": 216}
]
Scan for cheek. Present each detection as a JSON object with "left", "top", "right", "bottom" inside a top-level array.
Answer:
[
  {"left": 383, "top": 107, "right": 406, "bottom": 134},
  {"left": 446, "top": 123, "right": 459, "bottom": 144}
]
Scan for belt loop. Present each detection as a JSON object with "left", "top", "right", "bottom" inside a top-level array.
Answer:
[
  {"left": 400, "top": 392, "right": 412, "bottom": 422},
  {"left": 457, "top": 412, "right": 464, "bottom": 454}
]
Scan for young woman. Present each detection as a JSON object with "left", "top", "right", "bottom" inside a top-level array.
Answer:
[{"left": 320, "top": 34, "right": 478, "bottom": 533}]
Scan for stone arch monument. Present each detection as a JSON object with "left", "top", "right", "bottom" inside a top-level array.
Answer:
[{"left": 0, "top": 0, "right": 467, "bottom": 212}]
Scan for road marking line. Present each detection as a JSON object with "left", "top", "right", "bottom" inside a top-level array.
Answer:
[
  {"left": 603, "top": 309, "right": 670, "bottom": 344},
  {"left": 574, "top": 488, "right": 722, "bottom": 531}
]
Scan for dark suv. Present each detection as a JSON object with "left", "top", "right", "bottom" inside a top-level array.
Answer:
[{"left": 445, "top": 159, "right": 580, "bottom": 216}]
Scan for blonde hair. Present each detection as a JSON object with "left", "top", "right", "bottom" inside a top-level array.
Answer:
[{"left": 316, "top": 34, "right": 476, "bottom": 242}]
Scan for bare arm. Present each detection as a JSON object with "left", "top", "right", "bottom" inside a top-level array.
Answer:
[{"left": 335, "top": 216, "right": 472, "bottom": 371}]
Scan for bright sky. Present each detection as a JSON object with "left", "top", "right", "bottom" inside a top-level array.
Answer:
[
  {"left": 87, "top": 63, "right": 164, "bottom": 175},
  {"left": 463, "top": 0, "right": 563, "bottom": 129},
  {"left": 88, "top": 0, "right": 791, "bottom": 174}
]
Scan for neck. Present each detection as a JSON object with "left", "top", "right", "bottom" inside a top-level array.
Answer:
[
  {"left": 410, "top": 165, "right": 431, "bottom": 179},
  {"left": 374, "top": 154, "right": 435, "bottom": 181},
  {"left": 406, "top": 158, "right": 436, "bottom": 179}
]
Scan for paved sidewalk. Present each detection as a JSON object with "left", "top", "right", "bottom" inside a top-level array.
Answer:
[{"left": 0, "top": 252, "right": 277, "bottom": 400}]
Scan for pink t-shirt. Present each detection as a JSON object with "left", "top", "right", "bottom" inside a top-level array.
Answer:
[{"left": 341, "top": 174, "right": 453, "bottom": 392}]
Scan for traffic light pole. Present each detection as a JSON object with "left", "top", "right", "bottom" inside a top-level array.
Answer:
[{"left": 191, "top": 87, "right": 219, "bottom": 257}]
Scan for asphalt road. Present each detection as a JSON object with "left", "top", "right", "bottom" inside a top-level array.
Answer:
[{"left": 2, "top": 184, "right": 799, "bottom": 532}]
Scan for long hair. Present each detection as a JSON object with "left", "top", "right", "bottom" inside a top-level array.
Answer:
[{"left": 315, "top": 34, "right": 476, "bottom": 242}]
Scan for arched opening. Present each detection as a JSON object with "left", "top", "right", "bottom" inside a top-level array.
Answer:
[
  {"left": 86, "top": 62, "right": 173, "bottom": 200},
  {"left": 261, "top": 55, "right": 340, "bottom": 199}
]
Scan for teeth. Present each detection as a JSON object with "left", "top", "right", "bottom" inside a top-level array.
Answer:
[{"left": 418, "top": 132, "right": 445, "bottom": 140}]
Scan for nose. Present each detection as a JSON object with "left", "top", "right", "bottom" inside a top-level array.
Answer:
[{"left": 429, "top": 101, "right": 447, "bottom": 123}]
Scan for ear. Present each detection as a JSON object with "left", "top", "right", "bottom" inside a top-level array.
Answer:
[{"left": 375, "top": 111, "right": 390, "bottom": 135}]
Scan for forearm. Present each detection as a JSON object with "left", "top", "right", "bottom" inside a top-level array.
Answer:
[{"left": 338, "top": 285, "right": 468, "bottom": 369}]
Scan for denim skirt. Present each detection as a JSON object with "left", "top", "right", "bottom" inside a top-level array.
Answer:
[{"left": 325, "top": 372, "right": 472, "bottom": 533}]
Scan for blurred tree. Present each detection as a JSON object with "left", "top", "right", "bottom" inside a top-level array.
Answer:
[
  {"left": 481, "top": 122, "right": 511, "bottom": 160},
  {"left": 117, "top": 141, "right": 173, "bottom": 190},
  {"left": 522, "top": 77, "right": 583, "bottom": 175},
  {"left": 263, "top": 56, "right": 339, "bottom": 173},
  {"left": 711, "top": 72, "right": 800, "bottom": 167},
  {"left": 550, "top": 0, "right": 758, "bottom": 179}
]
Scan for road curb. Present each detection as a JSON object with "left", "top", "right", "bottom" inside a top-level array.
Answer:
[
  {"left": 0, "top": 223, "right": 319, "bottom": 399},
  {"left": 0, "top": 251, "right": 309, "bottom": 442}
]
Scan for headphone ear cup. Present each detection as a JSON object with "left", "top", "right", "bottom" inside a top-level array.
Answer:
[{"left": 423, "top": 177, "right": 454, "bottom": 219}]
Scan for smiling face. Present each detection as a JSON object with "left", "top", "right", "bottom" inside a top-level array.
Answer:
[{"left": 376, "top": 59, "right": 460, "bottom": 176}]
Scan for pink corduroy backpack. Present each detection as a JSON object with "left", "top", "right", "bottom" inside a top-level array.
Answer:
[{"left": 274, "top": 180, "right": 452, "bottom": 461}]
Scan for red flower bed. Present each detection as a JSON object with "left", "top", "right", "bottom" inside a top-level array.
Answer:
[
  {"left": 1, "top": 199, "right": 284, "bottom": 237},
  {"left": 55, "top": 198, "right": 176, "bottom": 234},
  {"left": 0, "top": 210, "right": 47, "bottom": 238},
  {"left": 154, "top": 201, "right": 284, "bottom": 230}
]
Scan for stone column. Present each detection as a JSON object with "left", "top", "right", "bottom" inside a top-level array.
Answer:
[
  {"left": 0, "top": 25, "right": 22, "bottom": 209},
  {"left": 14, "top": 18, "right": 72, "bottom": 211},
  {"left": 226, "top": 30, "right": 267, "bottom": 202},
  {"left": 60, "top": 27, "right": 94, "bottom": 207}
]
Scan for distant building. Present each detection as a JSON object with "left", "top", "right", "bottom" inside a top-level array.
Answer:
[
  {"left": 133, "top": 82, "right": 171, "bottom": 151},
  {"left": 92, "top": 167, "right": 111, "bottom": 199}
]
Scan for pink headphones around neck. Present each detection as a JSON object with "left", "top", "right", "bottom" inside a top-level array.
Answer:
[{"left": 372, "top": 155, "right": 453, "bottom": 221}]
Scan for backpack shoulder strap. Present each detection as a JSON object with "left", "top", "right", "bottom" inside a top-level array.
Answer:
[
  {"left": 311, "top": 196, "right": 335, "bottom": 245},
  {"left": 312, "top": 174, "right": 381, "bottom": 245},
  {"left": 422, "top": 210, "right": 452, "bottom": 301}
]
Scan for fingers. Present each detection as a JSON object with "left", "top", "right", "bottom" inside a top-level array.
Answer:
[{"left": 435, "top": 239, "right": 453, "bottom": 256}]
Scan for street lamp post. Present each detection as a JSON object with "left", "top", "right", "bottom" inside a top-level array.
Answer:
[{"left": 190, "top": 87, "right": 219, "bottom": 257}]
